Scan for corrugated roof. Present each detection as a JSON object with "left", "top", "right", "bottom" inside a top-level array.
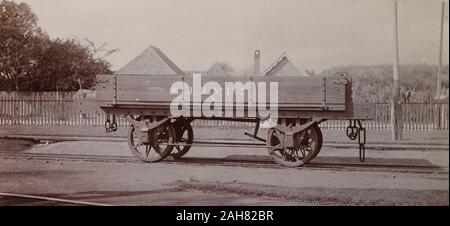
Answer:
[{"left": 116, "top": 45, "right": 184, "bottom": 75}]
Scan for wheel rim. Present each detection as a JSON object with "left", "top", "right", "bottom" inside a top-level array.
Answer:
[
  {"left": 127, "top": 117, "right": 175, "bottom": 162},
  {"left": 310, "top": 125, "right": 323, "bottom": 160},
  {"left": 267, "top": 126, "right": 319, "bottom": 167},
  {"left": 169, "top": 119, "right": 193, "bottom": 159}
]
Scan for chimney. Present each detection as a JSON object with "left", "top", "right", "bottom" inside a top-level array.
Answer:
[{"left": 253, "top": 50, "right": 260, "bottom": 76}]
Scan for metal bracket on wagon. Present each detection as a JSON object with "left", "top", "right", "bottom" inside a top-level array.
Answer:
[
  {"left": 274, "top": 120, "right": 316, "bottom": 135},
  {"left": 105, "top": 114, "right": 118, "bottom": 133},
  {"left": 274, "top": 118, "right": 322, "bottom": 135},
  {"left": 273, "top": 118, "right": 322, "bottom": 149},
  {"left": 346, "top": 119, "right": 367, "bottom": 162},
  {"left": 125, "top": 116, "right": 170, "bottom": 132}
]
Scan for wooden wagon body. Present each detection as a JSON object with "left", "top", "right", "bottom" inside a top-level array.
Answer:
[{"left": 77, "top": 73, "right": 374, "bottom": 167}]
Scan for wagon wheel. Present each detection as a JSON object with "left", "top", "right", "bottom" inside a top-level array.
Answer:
[
  {"left": 267, "top": 126, "right": 320, "bottom": 167},
  {"left": 168, "top": 119, "right": 194, "bottom": 159},
  {"left": 127, "top": 117, "right": 175, "bottom": 162},
  {"left": 309, "top": 124, "right": 323, "bottom": 160},
  {"left": 280, "top": 119, "right": 322, "bottom": 161}
]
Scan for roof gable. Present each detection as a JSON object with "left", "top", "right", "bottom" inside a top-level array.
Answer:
[
  {"left": 116, "top": 45, "right": 184, "bottom": 75},
  {"left": 263, "top": 54, "right": 304, "bottom": 76},
  {"left": 206, "top": 63, "right": 231, "bottom": 76}
]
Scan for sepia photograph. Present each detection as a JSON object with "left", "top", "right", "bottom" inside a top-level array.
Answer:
[{"left": 0, "top": 0, "right": 448, "bottom": 215}]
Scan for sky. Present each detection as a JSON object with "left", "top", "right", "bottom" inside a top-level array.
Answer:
[{"left": 17, "top": 0, "right": 450, "bottom": 72}]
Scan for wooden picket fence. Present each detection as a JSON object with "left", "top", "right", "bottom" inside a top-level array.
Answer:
[
  {"left": 320, "top": 103, "right": 449, "bottom": 130},
  {"left": 0, "top": 92, "right": 448, "bottom": 131}
]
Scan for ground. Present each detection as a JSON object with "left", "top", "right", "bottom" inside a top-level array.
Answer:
[{"left": 0, "top": 138, "right": 448, "bottom": 206}]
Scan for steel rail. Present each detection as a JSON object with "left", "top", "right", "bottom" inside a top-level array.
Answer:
[{"left": 0, "top": 192, "right": 110, "bottom": 206}]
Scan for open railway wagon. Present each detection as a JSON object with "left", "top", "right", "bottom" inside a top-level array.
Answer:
[{"left": 77, "top": 73, "right": 374, "bottom": 167}]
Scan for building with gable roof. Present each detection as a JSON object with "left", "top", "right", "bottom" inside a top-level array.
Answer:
[
  {"left": 262, "top": 53, "right": 304, "bottom": 77},
  {"left": 116, "top": 45, "right": 184, "bottom": 75},
  {"left": 205, "top": 63, "right": 232, "bottom": 76}
]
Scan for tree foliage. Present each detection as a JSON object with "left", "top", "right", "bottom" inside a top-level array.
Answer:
[
  {"left": 0, "top": 0, "right": 115, "bottom": 91},
  {"left": 322, "top": 64, "right": 449, "bottom": 103}
]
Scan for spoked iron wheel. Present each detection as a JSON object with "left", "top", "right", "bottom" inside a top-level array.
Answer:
[
  {"left": 127, "top": 116, "right": 175, "bottom": 162},
  {"left": 309, "top": 124, "right": 323, "bottom": 160},
  {"left": 168, "top": 119, "right": 193, "bottom": 160},
  {"left": 267, "top": 125, "right": 320, "bottom": 167}
]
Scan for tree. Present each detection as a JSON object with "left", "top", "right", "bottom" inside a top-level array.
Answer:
[
  {"left": 0, "top": 0, "right": 115, "bottom": 91},
  {"left": 0, "top": 0, "right": 46, "bottom": 91},
  {"left": 322, "top": 64, "right": 449, "bottom": 103},
  {"left": 32, "top": 38, "right": 114, "bottom": 91}
]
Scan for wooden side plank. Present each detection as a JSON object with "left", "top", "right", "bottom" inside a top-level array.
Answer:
[{"left": 93, "top": 74, "right": 348, "bottom": 112}]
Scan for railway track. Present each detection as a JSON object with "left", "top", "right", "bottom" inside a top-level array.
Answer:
[
  {"left": 0, "top": 192, "right": 110, "bottom": 206},
  {"left": 0, "top": 151, "right": 446, "bottom": 174}
]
